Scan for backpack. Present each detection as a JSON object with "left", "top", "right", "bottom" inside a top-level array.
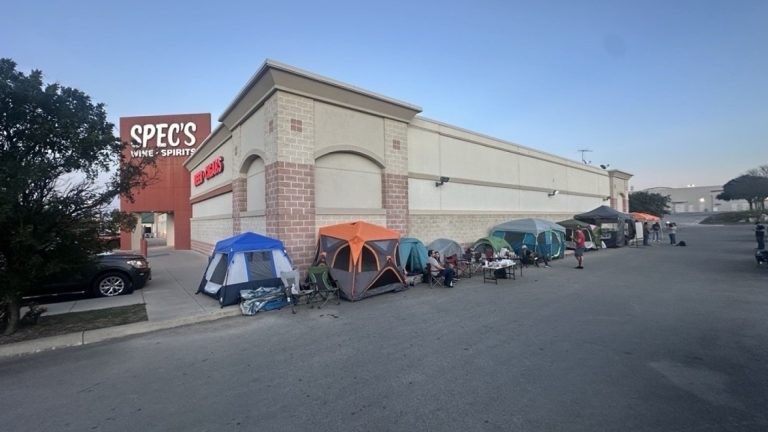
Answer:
[{"left": 676, "top": 241, "right": 687, "bottom": 247}]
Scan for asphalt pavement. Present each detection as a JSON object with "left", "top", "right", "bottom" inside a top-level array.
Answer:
[{"left": 1, "top": 223, "right": 767, "bottom": 431}]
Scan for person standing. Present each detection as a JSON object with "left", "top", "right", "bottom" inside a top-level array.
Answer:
[
  {"left": 755, "top": 222, "right": 765, "bottom": 250},
  {"left": 574, "top": 228, "right": 586, "bottom": 269},
  {"left": 668, "top": 222, "right": 677, "bottom": 245},
  {"left": 642, "top": 222, "right": 650, "bottom": 246},
  {"left": 651, "top": 221, "right": 661, "bottom": 242}
]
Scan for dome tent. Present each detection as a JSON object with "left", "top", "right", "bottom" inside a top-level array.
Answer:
[
  {"left": 490, "top": 218, "right": 566, "bottom": 259},
  {"left": 427, "top": 238, "right": 464, "bottom": 263},
  {"left": 473, "top": 236, "right": 513, "bottom": 258},
  {"left": 197, "top": 232, "right": 293, "bottom": 307},
  {"left": 315, "top": 221, "right": 406, "bottom": 301},
  {"left": 399, "top": 237, "right": 429, "bottom": 274}
]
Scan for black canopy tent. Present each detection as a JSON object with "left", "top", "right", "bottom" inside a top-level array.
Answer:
[{"left": 574, "top": 206, "right": 633, "bottom": 248}]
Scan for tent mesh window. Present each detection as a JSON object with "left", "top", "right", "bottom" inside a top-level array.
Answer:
[
  {"left": 361, "top": 246, "right": 379, "bottom": 272},
  {"left": 333, "top": 246, "right": 351, "bottom": 271},
  {"left": 245, "top": 251, "right": 274, "bottom": 281},
  {"left": 210, "top": 254, "right": 228, "bottom": 284}
]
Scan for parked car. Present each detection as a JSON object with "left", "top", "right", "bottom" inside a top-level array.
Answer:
[{"left": 27, "top": 253, "right": 151, "bottom": 299}]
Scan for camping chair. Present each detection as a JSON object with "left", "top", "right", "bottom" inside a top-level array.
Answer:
[
  {"left": 306, "top": 266, "right": 340, "bottom": 309},
  {"left": 282, "top": 270, "right": 315, "bottom": 314},
  {"left": 425, "top": 263, "right": 445, "bottom": 288}
]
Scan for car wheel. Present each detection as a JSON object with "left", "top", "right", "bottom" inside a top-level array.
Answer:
[{"left": 93, "top": 272, "right": 132, "bottom": 297}]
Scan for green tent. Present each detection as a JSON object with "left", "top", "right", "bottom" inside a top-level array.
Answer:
[
  {"left": 398, "top": 237, "right": 429, "bottom": 274},
  {"left": 473, "top": 236, "right": 513, "bottom": 258}
]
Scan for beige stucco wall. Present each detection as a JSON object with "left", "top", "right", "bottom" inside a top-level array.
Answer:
[
  {"left": 315, "top": 153, "right": 381, "bottom": 209},
  {"left": 192, "top": 192, "right": 232, "bottom": 218},
  {"left": 314, "top": 101, "right": 385, "bottom": 162},
  {"left": 408, "top": 118, "right": 610, "bottom": 215},
  {"left": 245, "top": 157, "right": 266, "bottom": 212}
]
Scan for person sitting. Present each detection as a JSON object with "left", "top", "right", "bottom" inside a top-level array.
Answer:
[
  {"left": 428, "top": 249, "right": 455, "bottom": 287},
  {"left": 521, "top": 246, "right": 537, "bottom": 267}
]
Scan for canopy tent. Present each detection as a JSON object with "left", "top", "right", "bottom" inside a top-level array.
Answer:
[
  {"left": 427, "top": 238, "right": 464, "bottom": 264},
  {"left": 315, "top": 221, "right": 406, "bottom": 301},
  {"left": 473, "top": 236, "right": 513, "bottom": 258},
  {"left": 398, "top": 237, "right": 429, "bottom": 274},
  {"left": 631, "top": 212, "right": 661, "bottom": 222},
  {"left": 574, "top": 206, "right": 633, "bottom": 248},
  {"left": 557, "top": 219, "right": 599, "bottom": 250},
  {"left": 490, "top": 218, "right": 566, "bottom": 259},
  {"left": 197, "top": 232, "right": 293, "bottom": 307}
]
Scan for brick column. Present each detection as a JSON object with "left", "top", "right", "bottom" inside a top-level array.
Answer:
[
  {"left": 266, "top": 161, "right": 315, "bottom": 271},
  {"left": 232, "top": 177, "right": 246, "bottom": 234},
  {"left": 383, "top": 119, "right": 409, "bottom": 235},
  {"left": 265, "top": 92, "right": 316, "bottom": 273}
]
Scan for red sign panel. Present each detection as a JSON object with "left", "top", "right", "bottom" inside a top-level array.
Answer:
[
  {"left": 119, "top": 113, "right": 211, "bottom": 250},
  {"left": 194, "top": 156, "right": 224, "bottom": 186}
]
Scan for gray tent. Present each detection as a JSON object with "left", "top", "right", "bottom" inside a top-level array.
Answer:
[
  {"left": 427, "top": 238, "right": 464, "bottom": 263},
  {"left": 490, "top": 218, "right": 566, "bottom": 258}
]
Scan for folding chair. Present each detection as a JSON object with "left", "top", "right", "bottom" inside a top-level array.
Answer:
[
  {"left": 425, "top": 264, "right": 445, "bottom": 288},
  {"left": 306, "top": 266, "right": 340, "bottom": 309},
  {"left": 282, "top": 270, "right": 315, "bottom": 314}
]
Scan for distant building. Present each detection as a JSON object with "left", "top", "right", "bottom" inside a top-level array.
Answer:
[{"left": 643, "top": 186, "right": 750, "bottom": 213}]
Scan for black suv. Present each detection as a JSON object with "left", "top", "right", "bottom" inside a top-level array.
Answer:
[{"left": 28, "top": 253, "right": 151, "bottom": 298}]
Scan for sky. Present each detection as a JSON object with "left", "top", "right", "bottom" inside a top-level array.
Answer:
[{"left": 2, "top": 0, "right": 767, "bottom": 190}]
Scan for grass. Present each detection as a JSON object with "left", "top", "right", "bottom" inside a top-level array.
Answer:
[
  {"left": 700, "top": 211, "right": 767, "bottom": 225},
  {"left": 0, "top": 303, "right": 148, "bottom": 345}
]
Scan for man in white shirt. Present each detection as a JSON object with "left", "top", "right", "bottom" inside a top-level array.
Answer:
[{"left": 428, "top": 250, "right": 455, "bottom": 287}]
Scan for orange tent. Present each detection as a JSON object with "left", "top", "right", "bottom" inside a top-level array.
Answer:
[
  {"left": 631, "top": 212, "right": 661, "bottom": 222},
  {"left": 315, "top": 221, "right": 406, "bottom": 301}
]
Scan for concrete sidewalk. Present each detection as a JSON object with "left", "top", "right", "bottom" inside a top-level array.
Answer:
[{"left": 1, "top": 247, "right": 240, "bottom": 358}]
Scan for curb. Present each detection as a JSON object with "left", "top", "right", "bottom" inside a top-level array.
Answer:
[{"left": 0, "top": 307, "right": 241, "bottom": 359}]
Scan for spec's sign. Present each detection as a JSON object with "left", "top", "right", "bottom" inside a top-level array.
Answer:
[
  {"left": 194, "top": 156, "right": 224, "bottom": 186},
  {"left": 129, "top": 122, "right": 199, "bottom": 157}
]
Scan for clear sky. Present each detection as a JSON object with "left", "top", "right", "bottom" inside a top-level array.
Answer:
[{"left": 2, "top": 0, "right": 766, "bottom": 190}]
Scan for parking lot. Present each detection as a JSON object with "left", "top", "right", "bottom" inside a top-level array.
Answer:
[{"left": 1, "top": 223, "right": 767, "bottom": 431}]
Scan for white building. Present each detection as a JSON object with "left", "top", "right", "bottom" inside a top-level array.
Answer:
[{"left": 644, "top": 186, "right": 749, "bottom": 213}]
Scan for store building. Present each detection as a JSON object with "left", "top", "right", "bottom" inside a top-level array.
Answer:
[
  {"left": 644, "top": 186, "right": 747, "bottom": 213},
  {"left": 184, "top": 60, "right": 632, "bottom": 270},
  {"left": 120, "top": 113, "right": 211, "bottom": 250}
]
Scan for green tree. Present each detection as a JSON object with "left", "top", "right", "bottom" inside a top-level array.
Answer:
[
  {"left": 0, "top": 59, "right": 155, "bottom": 335},
  {"left": 717, "top": 175, "right": 768, "bottom": 211},
  {"left": 629, "top": 191, "right": 670, "bottom": 216}
]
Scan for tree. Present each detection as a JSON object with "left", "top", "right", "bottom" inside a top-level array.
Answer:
[
  {"left": 629, "top": 191, "right": 670, "bottom": 217},
  {"left": 717, "top": 175, "right": 768, "bottom": 211},
  {"left": 0, "top": 59, "right": 155, "bottom": 335}
]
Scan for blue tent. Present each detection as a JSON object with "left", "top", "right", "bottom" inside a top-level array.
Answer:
[
  {"left": 197, "top": 232, "right": 294, "bottom": 307},
  {"left": 490, "top": 218, "right": 566, "bottom": 259},
  {"left": 398, "top": 237, "right": 429, "bottom": 274}
]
